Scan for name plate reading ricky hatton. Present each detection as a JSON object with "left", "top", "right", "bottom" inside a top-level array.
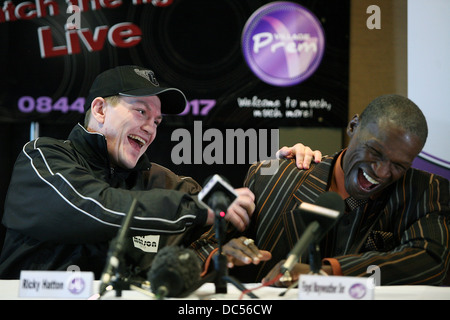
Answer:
[
  {"left": 19, "top": 270, "right": 94, "bottom": 299},
  {"left": 298, "top": 275, "right": 375, "bottom": 300}
]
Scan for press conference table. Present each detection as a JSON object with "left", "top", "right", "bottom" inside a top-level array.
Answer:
[{"left": 1, "top": 280, "right": 450, "bottom": 300}]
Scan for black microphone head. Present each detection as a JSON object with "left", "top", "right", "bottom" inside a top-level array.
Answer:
[
  {"left": 148, "top": 246, "right": 201, "bottom": 298},
  {"left": 198, "top": 174, "right": 238, "bottom": 213},
  {"left": 299, "top": 192, "right": 345, "bottom": 241},
  {"left": 282, "top": 192, "right": 345, "bottom": 273},
  {"left": 314, "top": 191, "right": 345, "bottom": 216}
]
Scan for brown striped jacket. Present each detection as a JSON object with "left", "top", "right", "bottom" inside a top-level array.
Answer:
[{"left": 192, "top": 152, "right": 450, "bottom": 285}]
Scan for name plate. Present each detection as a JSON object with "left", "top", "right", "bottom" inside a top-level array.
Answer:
[
  {"left": 298, "top": 275, "right": 375, "bottom": 300},
  {"left": 19, "top": 270, "right": 94, "bottom": 299}
]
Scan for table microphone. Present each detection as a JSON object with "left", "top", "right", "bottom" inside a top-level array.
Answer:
[
  {"left": 198, "top": 174, "right": 237, "bottom": 215},
  {"left": 99, "top": 197, "right": 138, "bottom": 296},
  {"left": 198, "top": 174, "right": 238, "bottom": 294},
  {"left": 148, "top": 246, "right": 202, "bottom": 298},
  {"left": 281, "top": 192, "right": 344, "bottom": 273}
]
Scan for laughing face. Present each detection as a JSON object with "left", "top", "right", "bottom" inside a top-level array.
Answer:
[
  {"left": 96, "top": 95, "right": 162, "bottom": 169},
  {"left": 342, "top": 117, "right": 423, "bottom": 200}
]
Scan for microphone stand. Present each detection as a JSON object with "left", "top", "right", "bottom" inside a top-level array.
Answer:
[
  {"left": 98, "top": 198, "right": 137, "bottom": 298},
  {"left": 213, "top": 210, "right": 228, "bottom": 293},
  {"left": 308, "top": 242, "right": 323, "bottom": 275},
  {"left": 212, "top": 210, "right": 258, "bottom": 299}
]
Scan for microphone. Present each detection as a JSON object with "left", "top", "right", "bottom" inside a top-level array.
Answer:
[
  {"left": 99, "top": 197, "right": 138, "bottom": 296},
  {"left": 198, "top": 174, "right": 238, "bottom": 294},
  {"left": 148, "top": 246, "right": 202, "bottom": 298},
  {"left": 198, "top": 174, "right": 238, "bottom": 216},
  {"left": 281, "top": 192, "right": 345, "bottom": 274}
]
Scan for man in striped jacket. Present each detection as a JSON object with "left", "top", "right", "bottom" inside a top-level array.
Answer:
[{"left": 194, "top": 94, "right": 449, "bottom": 286}]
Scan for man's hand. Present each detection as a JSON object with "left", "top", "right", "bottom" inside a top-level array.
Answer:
[
  {"left": 262, "top": 260, "right": 332, "bottom": 287},
  {"left": 276, "top": 143, "right": 322, "bottom": 170},
  {"left": 205, "top": 187, "right": 255, "bottom": 232},
  {"left": 222, "top": 236, "right": 272, "bottom": 268}
]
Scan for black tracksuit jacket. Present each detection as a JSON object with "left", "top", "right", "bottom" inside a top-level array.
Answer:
[{"left": 0, "top": 124, "right": 208, "bottom": 279}]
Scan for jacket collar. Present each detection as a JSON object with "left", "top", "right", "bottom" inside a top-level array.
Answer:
[
  {"left": 293, "top": 151, "right": 341, "bottom": 205},
  {"left": 68, "top": 123, "right": 151, "bottom": 172}
]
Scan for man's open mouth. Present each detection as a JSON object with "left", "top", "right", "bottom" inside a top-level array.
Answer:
[
  {"left": 357, "top": 168, "right": 380, "bottom": 191},
  {"left": 128, "top": 134, "right": 146, "bottom": 149}
]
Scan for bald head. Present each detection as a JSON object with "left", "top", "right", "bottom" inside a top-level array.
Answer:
[{"left": 359, "top": 94, "right": 428, "bottom": 149}]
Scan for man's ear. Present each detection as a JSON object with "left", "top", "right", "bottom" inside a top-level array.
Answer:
[
  {"left": 90, "top": 97, "right": 107, "bottom": 124},
  {"left": 346, "top": 114, "right": 360, "bottom": 138}
]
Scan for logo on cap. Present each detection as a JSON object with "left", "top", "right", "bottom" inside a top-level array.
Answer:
[
  {"left": 242, "top": 2, "right": 325, "bottom": 87},
  {"left": 134, "top": 68, "right": 160, "bottom": 87}
]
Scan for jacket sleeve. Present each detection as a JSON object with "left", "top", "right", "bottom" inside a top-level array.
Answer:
[
  {"left": 2, "top": 138, "right": 208, "bottom": 244},
  {"left": 333, "top": 171, "right": 450, "bottom": 285}
]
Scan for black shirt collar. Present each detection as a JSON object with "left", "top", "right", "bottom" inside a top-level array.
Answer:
[{"left": 68, "top": 123, "right": 151, "bottom": 172}]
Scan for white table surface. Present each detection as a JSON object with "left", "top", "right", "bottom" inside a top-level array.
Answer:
[{"left": 1, "top": 280, "right": 450, "bottom": 300}]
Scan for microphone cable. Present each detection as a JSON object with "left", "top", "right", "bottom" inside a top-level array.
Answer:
[{"left": 238, "top": 272, "right": 283, "bottom": 300}]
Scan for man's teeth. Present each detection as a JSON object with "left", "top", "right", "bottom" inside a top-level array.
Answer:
[
  {"left": 129, "top": 135, "right": 146, "bottom": 146},
  {"left": 363, "top": 170, "right": 379, "bottom": 185}
]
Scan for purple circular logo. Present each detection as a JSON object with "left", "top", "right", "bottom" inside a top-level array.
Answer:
[
  {"left": 67, "top": 277, "right": 85, "bottom": 295},
  {"left": 242, "top": 2, "right": 325, "bottom": 87},
  {"left": 348, "top": 283, "right": 367, "bottom": 299}
]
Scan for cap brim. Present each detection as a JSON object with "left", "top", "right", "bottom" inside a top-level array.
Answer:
[{"left": 119, "top": 87, "right": 187, "bottom": 115}]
